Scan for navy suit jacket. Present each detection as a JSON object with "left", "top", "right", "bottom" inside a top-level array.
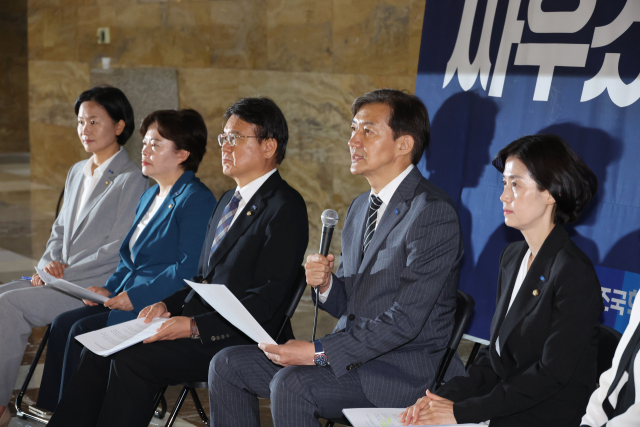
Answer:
[
  {"left": 316, "top": 168, "right": 465, "bottom": 408},
  {"left": 104, "top": 171, "right": 216, "bottom": 326}
]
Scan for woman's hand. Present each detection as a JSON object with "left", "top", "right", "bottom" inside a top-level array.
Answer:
[
  {"left": 104, "top": 291, "right": 133, "bottom": 311},
  {"left": 31, "top": 274, "right": 44, "bottom": 287},
  {"left": 399, "top": 390, "right": 456, "bottom": 425},
  {"left": 43, "top": 261, "right": 68, "bottom": 279},
  {"left": 83, "top": 286, "right": 111, "bottom": 306}
]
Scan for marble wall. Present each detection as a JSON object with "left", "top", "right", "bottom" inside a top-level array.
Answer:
[
  {"left": 0, "top": 0, "right": 29, "bottom": 153},
  {"left": 28, "top": 0, "right": 427, "bottom": 258}
]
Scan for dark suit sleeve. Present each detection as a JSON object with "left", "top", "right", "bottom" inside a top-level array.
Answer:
[
  {"left": 194, "top": 198, "right": 308, "bottom": 343},
  {"left": 320, "top": 199, "right": 462, "bottom": 378},
  {"left": 451, "top": 259, "right": 602, "bottom": 423}
]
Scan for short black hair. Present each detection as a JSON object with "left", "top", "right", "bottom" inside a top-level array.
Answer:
[
  {"left": 74, "top": 86, "right": 135, "bottom": 146},
  {"left": 351, "top": 89, "right": 430, "bottom": 165},
  {"left": 140, "top": 109, "right": 208, "bottom": 173},
  {"left": 492, "top": 134, "right": 598, "bottom": 225},
  {"left": 223, "top": 97, "right": 288, "bottom": 164}
]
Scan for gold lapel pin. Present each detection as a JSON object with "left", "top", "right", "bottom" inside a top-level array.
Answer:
[
  {"left": 105, "top": 181, "right": 109, "bottom": 185},
  {"left": 532, "top": 289, "right": 539, "bottom": 297},
  {"left": 168, "top": 204, "right": 173, "bottom": 209},
  {"left": 247, "top": 211, "right": 252, "bottom": 216}
]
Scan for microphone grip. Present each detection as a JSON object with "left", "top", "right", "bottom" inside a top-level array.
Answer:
[{"left": 319, "top": 226, "right": 334, "bottom": 257}]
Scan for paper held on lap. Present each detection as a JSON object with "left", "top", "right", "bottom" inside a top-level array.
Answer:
[
  {"left": 75, "top": 318, "right": 169, "bottom": 356},
  {"left": 342, "top": 408, "right": 484, "bottom": 427},
  {"left": 184, "top": 279, "right": 276, "bottom": 345},
  {"left": 35, "top": 266, "right": 108, "bottom": 303}
]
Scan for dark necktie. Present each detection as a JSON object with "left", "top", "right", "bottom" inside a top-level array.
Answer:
[
  {"left": 602, "top": 322, "right": 640, "bottom": 418},
  {"left": 209, "top": 191, "right": 242, "bottom": 261},
  {"left": 363, "top": 194, "right": 383, "bottom": 255}
]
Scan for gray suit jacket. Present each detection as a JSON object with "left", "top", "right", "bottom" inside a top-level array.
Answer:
[
  {"left": 317, "top": 167, "right": 465, "bottom": 407},
  {"left": 38, "top": 149, "right": 148, "bottom": 289}
]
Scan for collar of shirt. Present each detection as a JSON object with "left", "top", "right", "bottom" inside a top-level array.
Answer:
[
  {"left": 229, "top": 168, "right": 278, "bottom": 227},
  {"left": 371, "top": 164, "right": 414, "bottom": 224},
  {"left": 82, "top": 147, "right": 122, "bottom": 179}
]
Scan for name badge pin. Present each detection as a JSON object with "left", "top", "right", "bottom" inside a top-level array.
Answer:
[{"left": 532, "top": 289, "right": 539, "bottom": 297}]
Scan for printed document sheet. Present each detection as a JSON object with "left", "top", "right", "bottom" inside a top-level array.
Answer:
[
  {"left": 184, "top": 279, "right": 276, "bottom": 345},
  {"left": 35, "top": 267, "right": 108, "bottom": 304},
  {"left": 76, "top": 318, "right": 169, "bottom": 356},
  {"left": 342, "top": 408, "right": 484, "bottom": 427}
]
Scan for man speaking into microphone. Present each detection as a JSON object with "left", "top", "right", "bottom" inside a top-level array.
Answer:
[{"left": 210, "top": 89, "right": 465, "bottom": 426}]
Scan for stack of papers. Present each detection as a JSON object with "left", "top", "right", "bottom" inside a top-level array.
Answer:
[
  {"left": 342, "top": 408, "right": 484, "bottom": 427},
  {"left": 76, "top": 318, "right": 169, "bottom": 356},
  {"left": 35, "top": 267, "right": 108, "bottom": 304}
]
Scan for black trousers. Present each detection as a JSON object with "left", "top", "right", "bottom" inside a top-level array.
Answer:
[
  {"left": 47, "top": 335, "right": 236, "bottom": 427},
  {"left": 37, "top": 305, "right": 110, "bottom": 412}
]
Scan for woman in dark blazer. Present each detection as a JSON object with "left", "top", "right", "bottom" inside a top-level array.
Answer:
[
  {"left": 400, "top": 134, "right": 603, "bottom": 426},
  {"left": 36, "top": 109, "right": 217, "bottom": 412}
]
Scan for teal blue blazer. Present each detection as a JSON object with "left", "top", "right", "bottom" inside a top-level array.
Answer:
[{"left": 103, "top": 170, "right": 216, "bottom": 326}]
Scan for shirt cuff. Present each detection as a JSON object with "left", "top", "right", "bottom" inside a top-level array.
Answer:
[{"left": 318, "top": 276, "right": 333, "bottom": 303}]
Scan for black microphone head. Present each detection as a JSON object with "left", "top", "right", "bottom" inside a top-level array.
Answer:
[{"left": 321, "top": 209, "right": 339, "bottom": 228}]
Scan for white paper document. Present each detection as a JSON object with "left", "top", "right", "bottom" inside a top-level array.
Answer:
[
  {"left": 184, "top": 279, "right": 276, "bottom": 345},
  {"left": 342, "top": 408, "right": 484, "bottom": 427},
  {"left": 35, "top": 267, "right": 108, "bottom": 304},
  {"left": 76, "top": 318, "right": 169, "bottom": 357}
]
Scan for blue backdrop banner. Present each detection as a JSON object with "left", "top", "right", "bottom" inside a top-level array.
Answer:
[{"left": 415, "top": 0, "right": 640, "bottom": 341}]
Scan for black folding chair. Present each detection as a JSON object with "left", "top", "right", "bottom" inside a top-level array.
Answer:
[
  {"left": 596, "top": 323, "right": 622, "bottom": 380},
  {"left": 15, "top": 188, "right": 66, "bottom": 424},
  {"left": 156, "top": 265, "right": 308, "bottom": 427},
  {"left": 324, "top": 290, "right": 475, "bottom": 427}
]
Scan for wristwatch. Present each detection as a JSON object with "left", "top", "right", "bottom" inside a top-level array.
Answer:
[
  {"left": 313, "top": 340, "right": 329, "bottom": 366},
  {"left": 190, "top": 317, "right": 200, "bottom": 339}
]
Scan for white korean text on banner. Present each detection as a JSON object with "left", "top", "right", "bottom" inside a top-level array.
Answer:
[{"left": 415, "top": 0, "right": 639, "bottom": 341}]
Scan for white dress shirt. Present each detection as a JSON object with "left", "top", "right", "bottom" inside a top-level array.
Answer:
[
  {"left": 229, "top": 168, "right": 278, "bottom": 228},
  {"left": 128, "top": 194, "right": 168, "bottom": 261},
  {"left": 496, "top": 248, "right": 532, "bottom": 356},
  {"left": 318, "top": 164, "right": 415, "bottom": 303},
  {"left": 75, "top": 148, "right": 122, "bottom": 226},
  {"left": 581, "top": 302, "right": 640, "bottom": 426}
]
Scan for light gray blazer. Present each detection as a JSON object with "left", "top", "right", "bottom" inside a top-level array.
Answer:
[
  {"left": 317, "top": 167, "right": 465, "bottom": 408},
  {"left": 38, "top": 149, "right": 148, "bottom": 289}
]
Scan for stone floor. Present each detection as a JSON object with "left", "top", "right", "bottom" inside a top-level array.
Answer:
[{"left": 0, "top": 153, "right": 477, "bottom": 427}]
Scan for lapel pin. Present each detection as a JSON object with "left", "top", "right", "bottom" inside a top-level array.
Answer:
[
  {"left": 247, "top": 211, "right": 252, "bottom": 216},
  {"left": 394, "top": 209, "right": 399, "bottom": 215},
  {"left": 104, "top": 181, "right": 109, "bottom": 185},
  {"left": 532, "top": 289, "right": 539, "bottom": 297},
  {"left": 108, "top": 169, "right": 113, "bottom": 174},
  {"left": 168, "top": 204, "right": 173, "bottom": 209},
  {"left": 540, "top": 276, "right": 545, "bottom": 282},
  {"left": 252, "top": 205, "right": 257, "bottom": 210}
]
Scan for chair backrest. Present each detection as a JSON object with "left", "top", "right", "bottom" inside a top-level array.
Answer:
[
  {"left": 434, "top": 289, "right": 475, "bottom": 389},
  {"left": 275, "top": 266, "right": 307, "bottom": 342},
  {"left": 597, "top": 323, "right": 622, "bottom": 379}
]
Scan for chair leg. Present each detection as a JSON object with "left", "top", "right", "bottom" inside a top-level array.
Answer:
[
  {"left": 16, "top": 325, "right": 51, "bottom": 424},
  {"left": 466, "top": 343, "right": 482, "bottom": 369},
  {"left": 189, "top": 387, "right": 209, "bottom": 426},
  {"left": 153, "top": 386, "right": 168, "bottom": 419},
  {"left": 164, "top": 386, "right": 190, "bottom": 427}
]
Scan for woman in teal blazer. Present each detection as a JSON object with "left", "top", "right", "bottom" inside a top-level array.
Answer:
[{"left": 36, "top": 109, "right": 217, "bottom": 412}]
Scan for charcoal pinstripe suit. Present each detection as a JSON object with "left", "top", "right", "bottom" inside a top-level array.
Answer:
[{"left": 209, "top": 167, "right": 465, "bottom": 426}]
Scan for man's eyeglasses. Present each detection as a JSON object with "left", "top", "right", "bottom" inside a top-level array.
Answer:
[{"left": 217, "top": 134, "right": 259, "bottom": 147}]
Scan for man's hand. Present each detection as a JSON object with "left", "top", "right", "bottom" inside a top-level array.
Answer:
[
  {"left": 143, "top": 316, "right": 190, "bottom": 343},
  {"left": 398, "top": 390, "right": 456, "bottom": 425},
  {"left": 43, "top": 261, "right": 68, "bottom": 279},
  {"left": 137, "top": 302, "right": 170, "bottom": 323},
  {"left": 259, "top": 339, "right": 316, "bottom": 367},
  {"left": 83, "top": 286, "right": 111, "bottom": 306},
  {"left": 104, "top": 291, "right": 133, "bottom": 311},
  {"left": 31, "top": 274, "right": 44, "bottom": 287},
  {"left": 305, "top": 253, "right": 335, "bottom": 294}
]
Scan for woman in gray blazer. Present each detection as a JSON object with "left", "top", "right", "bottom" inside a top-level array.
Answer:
[{"left": 0, "top": 86, "right": 147, "bottom": 425}]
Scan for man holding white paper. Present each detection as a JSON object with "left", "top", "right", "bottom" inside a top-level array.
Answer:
[{"left": 47, "top": 97, "right": 309, "bottom": 427}]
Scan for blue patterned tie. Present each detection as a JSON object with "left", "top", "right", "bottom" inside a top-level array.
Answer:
[
  {"left": 363, "top": 194, "right": 383, "bottom": 255},
  {"left": 209, "top": 190, "right": 242, "bottom": 260}
]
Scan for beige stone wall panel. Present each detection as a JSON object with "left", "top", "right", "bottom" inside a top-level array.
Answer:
[
  {"left": 29, "top": 60, "right": 90, "bottom": 128},
  {"left": 266, "top": 0, "right": 333, "bottom": 72},
  {"left": 28, "top": 6, "right": 78, "bottom": 61},
  {"left": 333, "top": 0, "right": 410, "bottom": 76},
  {"left": 209, "top": 1, "right": 267, "bottom": 70}
]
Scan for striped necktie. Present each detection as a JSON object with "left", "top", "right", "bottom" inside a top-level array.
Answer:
[
  {"left": 363, "top": 194, "right": 383, "bottom": 255},
  {"left": 209, "top": 191, "right": 242, "bottom": 261}
]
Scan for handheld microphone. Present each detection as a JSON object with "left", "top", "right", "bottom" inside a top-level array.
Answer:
[{"left": 313, "top": 209, "right": 339, "bottom": 341}]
